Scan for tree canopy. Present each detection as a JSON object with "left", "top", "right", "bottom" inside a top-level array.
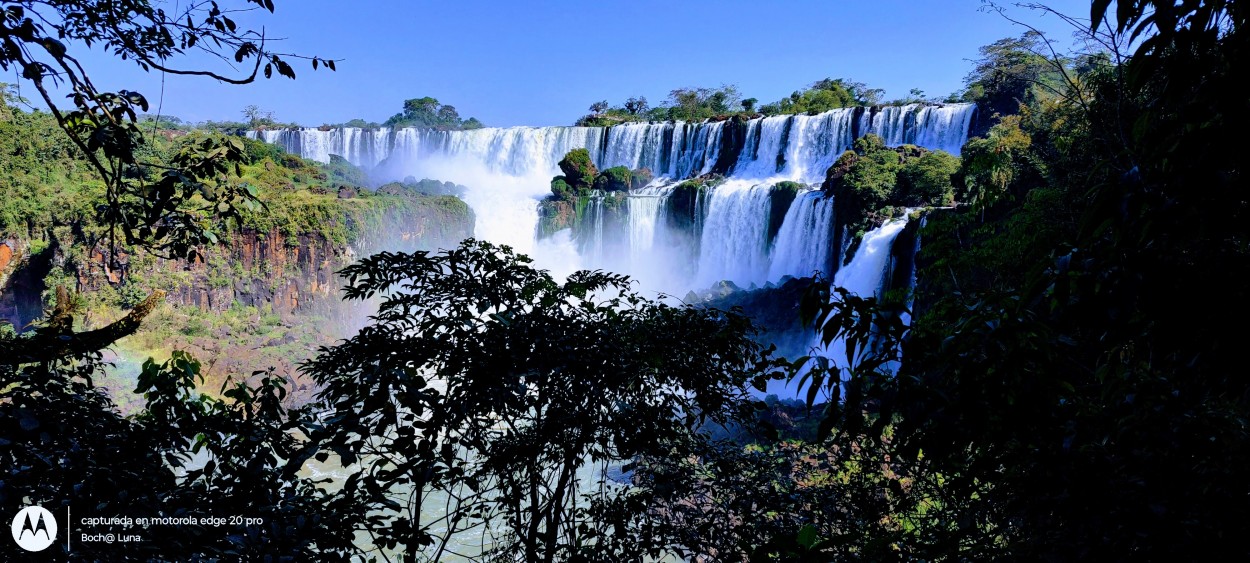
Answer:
[
  {"left": 5, "top": 0, "right": 1250, "bottom": 560},
  {"left": 384, "top": 96, "right": 485, "bottom": 130},
  {"left": 0, "top": 0, "right": 336, "bottom": 259},
  {"left": 760, "top": 78, "right": 885, "bottom": 116}
]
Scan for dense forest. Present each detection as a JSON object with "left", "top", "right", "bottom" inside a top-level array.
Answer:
[{"left": 2, "top": 0, "right": 1247, "bottom": 561}]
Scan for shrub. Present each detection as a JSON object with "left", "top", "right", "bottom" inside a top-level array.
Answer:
[
  {"left": 593, "top": 166, "right": 632, "bottom": 192},
  {"left": 550, "top": 177, "right": 575, "bottom": 201},
  {"left": 557, "top": 148, "right": 598, "bottom": 191},
  {"left": 898, "top": 150, "right": 960, "bottom": 206}
]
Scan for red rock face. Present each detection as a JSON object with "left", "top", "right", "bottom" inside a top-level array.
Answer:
[
  {"left": 0, "top": 242, "right": 12, "bottom": 272},
  {"left": 68, "top": 228, "right": 346, "bottom": 317},
  {"left": 1, "top": 239, "right": 48, "bottom": 331},
  {"left": 171, "top": 229, "right": 344, "bottom": 316}
]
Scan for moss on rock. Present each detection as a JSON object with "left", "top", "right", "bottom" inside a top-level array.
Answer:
[
  {"left": 666, "top": 175, "right": 724, "bottom": 234},
  {"left": 822, "top": 133, "right": 959, "bottom": 264},
  {"left": 631, "top": 167, "right": 654, "bottom": 189},
  {"left": 593, "top": 166, "right": 633, "bottom": 192},
  {"left": 557, "top": 148, "right": 598, "bottom": 192},
  {"left": 767, "top": 181, "right": 803, "bottom": 244}
]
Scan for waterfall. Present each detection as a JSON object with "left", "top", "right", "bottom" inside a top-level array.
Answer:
[
  {"left": 732, "top": 115, "right": 793, "bottom": 178},
  {"left": 768, "top": 190, "right": 837, "bottom": 280},
  {"left": 249, "top": 103, "right": 974, "bottom": 179},
  {"left": 781, "top": 110, "right": 860, "bottom": 182},
  {"left": 863, "top": 104, "right": 976, "bottom": 155},
  {"left": 580, "top": 195, "right": 606, "bottom": 263},
  {"left": 831, "top": 218, "right": 909, "bottom": 301},
  {"left": 820, "top": 217, "right": 912, "bottom": 386},
  {"left": 695, "top": 181, "right": 774, "bottom": 288},
  {"left": 627, "top": 186, "right": 665, "bottom": 265},
  {"left": 247, "top": 102, "right": 972, "bottom": 291},
  {"left": 758, "top": 217, "right": 911, "bottom": 399}
]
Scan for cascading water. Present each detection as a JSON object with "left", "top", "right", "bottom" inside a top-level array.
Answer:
[
  {"left": 733, "top": 115, "right": 793, "bottom": 178},
  {"left": 252, "top": 103, "right": 973, "bottom": 182},
  {"left": 768, "top": 190, "right": 837, "bottom": 281},
  {"left": 695, "top": 181, "right": 775, "bottom": 288},
  {"left": 627, "top": 186, "right": 666, "bottom": 267},
  {"left": 825, "top": 217, "right": 910, "bottom": 366},
  {"left": 763, "top": 217, "right": 911, "bottom": 399},
  {"left": 249, "top": 102, "right": 973, "bottom": 292}
]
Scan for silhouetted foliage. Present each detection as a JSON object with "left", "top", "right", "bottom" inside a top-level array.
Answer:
[
  {"left": 301, "top": 239, "right": 784, "bottom": 561},
  {"left": 787, "top": 2, "right": 1250, "bottom": 559}
]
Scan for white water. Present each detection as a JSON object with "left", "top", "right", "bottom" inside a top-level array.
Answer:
[
  {"left": 768, "top": 190, "right": 837, "bottom": 280},
  {"left": 627, "top": 186, "right": 665, "bottom": 269},
  {"left": 695, "top": 181, "right": 774, "bottom": 288},
  {"left": 250, "top": 103, "right": 971, "bottom": 292},
  {"left": 764, "top": 217, "right": 911, "bottom": 399},
  {"left": 821, "top": 219, "right": 909, "bottom": 386}
]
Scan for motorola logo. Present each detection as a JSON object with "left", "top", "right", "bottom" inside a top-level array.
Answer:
[{"left": 11, "top": 506, "right": 57, "bottom": 552}]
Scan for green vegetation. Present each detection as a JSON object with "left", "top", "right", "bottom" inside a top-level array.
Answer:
[
  {"left": 578, "top": 87, "right": 746, "bottom": 125},
  {"left": 595, "top": 165, "right": 655, "bottom": 193},
  {"left": 759, "top": 78, "right": 885, "bottom": 116},
  {"left": 592, "top": 165, "right": 633, "bottom": 192},
  {"left": 785, "top": 2, "right": 1250, "bottom": 559},
  {"left": 538, "top": 152, "right": 653, "bottom": 240},
  {"left": 767, "top": 181, "right": 804, "bottom": 243},
  {"left": 536, "top": 197, "right": 581, "bottom": 237},
  {"left": 4, "top": 1, "right": 1248, "bottom": 560},
  {"left": 303, "top": 240, "right": 784, "bottom": 560},
  {"left": 575, "top": 77, "right": 946, "bottom": 126},
  {"left": 959, "top": 31, "right": 1066, "bottom": 130},
  {"left": 666, "top": 174, "right": 723, "bottom": 233},
  {"left": 896, "top": 149, "right": 960, "bottom": 206},
  {"left": 0, "top": 98, "right": 100, "bottom": 240},
  {"left": 547, "top": 148, "right": 598, "bottom": 201},
  {"left": 953, "top": 114, "right": 1033, "bottom": 206},
  {"left": 0, "top": 0, "right": 336, "bottom": 260},
  {"left": 822, "top": 134, "right": 959, "bottom": 262},
  {"left": 0, "top": 2, "right": 355, "bottom": 559},
  {"left": 1, "top": 91, "right": 473, "bottom": 391},
  {"left": 546, "top": 149, "right": 653, "bottom": 201},
  {"left": 382, "top": 96, "right": 485, "bottom": 130}
]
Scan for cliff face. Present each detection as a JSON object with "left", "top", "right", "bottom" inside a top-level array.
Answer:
[
  {"left": 77, "top": 229, "right": 351, "bottom": 316},
  {"left": 0, "top": 239, "right": 51, "bottom": 332},
  {"left": 2, "top": 194, "right": 474, "bottom": 328},
  {"left": 0, "top": 194, "right": 475, "bottom": 402}
]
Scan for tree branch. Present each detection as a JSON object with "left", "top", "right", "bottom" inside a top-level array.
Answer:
[{"left": 0, "top": 289, "right": 166, "bottom": 366}]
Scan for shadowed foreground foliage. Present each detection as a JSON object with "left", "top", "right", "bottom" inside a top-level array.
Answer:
[{"left": 301, "top": 239, "right": 789, "bottom": 562}]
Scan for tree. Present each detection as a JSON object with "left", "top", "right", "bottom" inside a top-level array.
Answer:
[
  {"left": 763, "top": 78, "right": 883, "bottom": 116},
  {"left": 589, "top": 100, "right": 609, "bottom": 114},
  {"left": 556, "top": 148, "right": 598, "bottom": 193},
  {"left": 954, "top": 114, "right": 1031, "bottom": 206},
  {"left": 897, "top": 149, "right": 960, "bottom": 206},
  {"left": 0, "top": 291, "right": 363, "bottom": 559},
  {"left": 0, "top": 0, "right": 335, "bottom": 259},
  {"left": 962, "top": 31, "right": 1062, "bottom": 121},
  {"left": 386, "top": 96, "right": 483, "bottom": 130},
  {"left": 242, "top": 104, "right": 275, "bottom": 127},
  {"left": 741, "top": 97, "right": 758, "bottom": 112},
  {"left": 662, "top": 85, "right": 740, "bottom": 121},
  {"left": 790, "top": 2, "right": 1250, "bottom": 559},
  {"left": 0, "top": 2, "right": 361, "bottom": 558},
  {"left": 301, "top": 239, "right": 781, "bottom": 561},
  {"left": 623, "top": 95, "right": 648, "bottom": 115},
  {"left": 436, "top": 104, "right": 459, "bottom": 123}
]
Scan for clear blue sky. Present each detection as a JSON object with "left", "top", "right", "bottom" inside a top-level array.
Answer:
[{"left": 53, "top": 0, "right": 1094, "bottom": 128}]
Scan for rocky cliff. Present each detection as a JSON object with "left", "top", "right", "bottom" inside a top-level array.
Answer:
[
  {"left": 0, "top": 192, "right": 474, "bottom": 398},
  {"left": 0, "top": 238, "right": 53, "bottom": 332}
]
